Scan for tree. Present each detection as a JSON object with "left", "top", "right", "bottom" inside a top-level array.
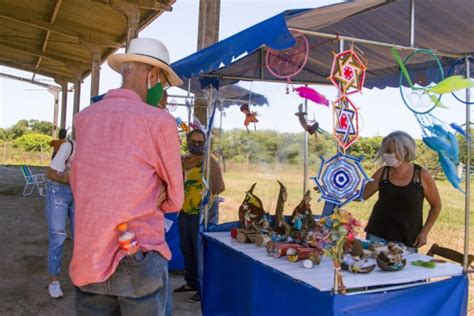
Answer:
[
  {"left": 29, "top": 119, "right": 53, "bottom": 135},
  {"left": 9, "top": 119, "right": 29, "bottom": 139},
  {"left": 12, "top": 133, "right": 52, "bottom": 152}
]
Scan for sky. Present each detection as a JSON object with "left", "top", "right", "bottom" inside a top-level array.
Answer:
[{"left": 0, "top": 0, "right": 471, "bottom": 139}]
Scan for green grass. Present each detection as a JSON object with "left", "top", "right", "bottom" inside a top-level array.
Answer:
[{"left": 218, "top": 162, "right": 473, "bottom": 311}]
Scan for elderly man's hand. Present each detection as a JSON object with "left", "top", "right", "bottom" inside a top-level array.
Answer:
[{"left": 157, "top": 186, "right": 168, "bottom": 208}]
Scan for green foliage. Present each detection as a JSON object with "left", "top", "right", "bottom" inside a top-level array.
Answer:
[
  {"left": 12, "top": 133, "right": 52, "bottom": 152},
  {"left": 1, "top": 119, "right": 53, "bottom": 140}
]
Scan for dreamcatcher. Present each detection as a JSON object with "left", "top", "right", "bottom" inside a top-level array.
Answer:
[
  {"left": 266, "top": 31, "right": 329, "bottom": 107},
  {"left": 447, "top": 57, "right": 474, "bottom": 105},
  {"left": 392, "top": 48, "right": 474, "bottom": 192},
  {"left": 311, "top": 152, "right": 370, "bottom": 207}
]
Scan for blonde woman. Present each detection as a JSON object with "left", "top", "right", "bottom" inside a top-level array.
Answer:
[{"left": 363, "top": 131, "right": 441, "bottom": 251}]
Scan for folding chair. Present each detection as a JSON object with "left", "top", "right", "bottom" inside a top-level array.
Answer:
[
  {"left": 427, "top": 243, "right": 474, "bottom": 267},
  {"left": 20, "top": 165, "right": 47, "bottom": 197}
]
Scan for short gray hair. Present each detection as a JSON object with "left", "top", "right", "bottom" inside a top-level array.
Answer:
[
  {"left": 375, "top": 131, "right": 416, "bottom": 163},
  {"left": 121, "top": 62, "right": 152, "bottom": 76}
]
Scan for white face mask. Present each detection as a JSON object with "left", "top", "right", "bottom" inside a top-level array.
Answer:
[{"left": 382, "top": 153, "right": 401, "bottom": 167}]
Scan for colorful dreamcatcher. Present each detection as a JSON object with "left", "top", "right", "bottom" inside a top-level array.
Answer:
[
  {"left": 393, "top": 48, "right": 474, "bottom": 113},
  {"left": 266, "top": 31, "right": 329, "bottom": 108},
  {"left": 447, "top": 57, "right": 474, "bottom": 105},
  {"left": 311, "top": 152, "right": 371, "bottom": 207},
  {"left": 266, "top": 31, "right": 309, "bottom": 81},
  {"left": 332, "top": 96, "right": 360, "bottom": 151},
  {"left": 329, "top": 49, "right": 367, "bottom": 96},
  {"left": 392, "top": 48, "right": 474, "bottom": 192}
]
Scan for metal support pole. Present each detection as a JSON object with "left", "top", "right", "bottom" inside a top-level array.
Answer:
[
  {"left": 463, "top": 56, "right": 471, "bottom": 272},
  {"left": 303, "top": 96, "right": 309, "bottom": 194},
  {"left": 51, "top": 89, "right": 59, "bottom": 138},
  {"left": 60, "top": 81, "right": 68, "bottom": 129},
  {"left": 409, "top": 0, "right": 415, "bottom": 47},
  {"left": 204, "top": 86, "right": 213, "bottom": 231}
]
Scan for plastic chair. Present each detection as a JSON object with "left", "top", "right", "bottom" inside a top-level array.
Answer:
[
  {"left": 427, "top": 243, "right": 474, "bottom": 267},
  {"left": 20, "top": 165, "right": 47, "bottom": 197}
]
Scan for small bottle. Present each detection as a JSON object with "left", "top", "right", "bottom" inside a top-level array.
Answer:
[{"left": 117, "top": 222, "right": 139, "bottom": 255}]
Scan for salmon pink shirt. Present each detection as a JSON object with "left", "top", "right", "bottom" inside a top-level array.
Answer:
[{"left": 69, "top": 88, "right": 184, "bottom": 286}]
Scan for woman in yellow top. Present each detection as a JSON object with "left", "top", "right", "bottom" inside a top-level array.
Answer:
[{"left": 175, "top": 129, "right": 225, "bottom": 302}]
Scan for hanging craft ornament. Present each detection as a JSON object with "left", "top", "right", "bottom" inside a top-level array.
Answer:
[
  {"left": 417, "top": 114, "right": 464, "bottom": 193},
  {"left": 265, "top": 31, "right": 309, "bottom": 81},
  {"left": 393, "top": 48, "right": 474, "bottom": 114},
  {"left": 447, "top": 57, "right": 474, "bottom": 105},
  {"left": 240, "top": 103, "right": 259, "bottom": 132},
  {"left": 332, "top": 96, "right": 360, "bottom": 151},
  {"left": 329, "top": 49, "right": 367, "bottom": 95},
  {"left": 311, "top": 152, "right": 371, "bottom": 207}
]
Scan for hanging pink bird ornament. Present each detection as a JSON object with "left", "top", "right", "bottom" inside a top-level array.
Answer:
[{"left": 294, "top": 86, "right": 329, "bottom": 106}]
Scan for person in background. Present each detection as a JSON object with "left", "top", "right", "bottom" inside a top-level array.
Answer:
[
  {"left": 174, "top": 129, "right": 225, "bottom": 302},
  {"left": 70, "top": 37, "right": 184, "bottom": 315},
  {"left": 49, "top": 128, "right": 67, "bottom": 159},
  {"left": 363, "top": 131, "right": 442, "bottom": 252},
  {"left": 158, "top": 90, "right": 168, "bottom": 110},
  {"left": 45, "top": 140, "right": 75, "bottom": 298}
]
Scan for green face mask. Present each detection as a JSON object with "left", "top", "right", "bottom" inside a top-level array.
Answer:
[{"left": 146, "top": 81, "right": 164, "bottom": 107}]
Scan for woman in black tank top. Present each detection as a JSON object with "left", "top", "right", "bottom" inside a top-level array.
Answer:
[{"left": 363, "top": 131, "right": 441, "bottom": 250}]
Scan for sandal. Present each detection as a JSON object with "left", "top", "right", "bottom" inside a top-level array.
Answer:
[{"left": 174, "top": 284, "right": 197, "bottom": 293}]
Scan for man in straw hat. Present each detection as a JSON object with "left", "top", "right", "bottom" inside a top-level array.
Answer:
[{"left": 70, "top": 38, "right": 184, "bottom": 315}]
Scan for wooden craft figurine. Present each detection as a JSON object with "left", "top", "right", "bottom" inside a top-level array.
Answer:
[
  {"left": 376, "top": 242, "right": 407, "bottom": 271},
  {"left": 295, "top": 103, "right": 320, "bottom": 135},
  {"left": 231, "top": 183, "right": 266, "bottom": 243},
  {"left": 272, "top": 180, "right": 290, "bottom": 240},
  {"left": 290, "top": 190, "right": 315, "bottom": 242}
]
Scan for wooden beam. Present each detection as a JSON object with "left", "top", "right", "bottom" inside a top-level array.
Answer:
[
  {"left": 0, "top": 60, "right": 73, "bottom": 81},
  {"left": 0, "top": 13, "right": 123, "bottom": 48},
  {"left": 0, "top": 72, "right": 61, "bottom": 90},
  {"left": 94, "top": 0, "right": 172, "bottom": 11},
  {"left": 35, "top": 0, "right": 64, "bottom": 74},
  {"left": 0, "top": 41, "right": 90, "bottom": 70}
]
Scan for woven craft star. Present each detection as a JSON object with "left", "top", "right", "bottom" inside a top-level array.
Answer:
[{"left": 334, "top": 54, "right": 363, "bottom": 93}]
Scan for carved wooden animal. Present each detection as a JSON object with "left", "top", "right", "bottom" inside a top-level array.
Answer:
[{"left": 274, "top": 180, "right": 290, "bottom": 236}]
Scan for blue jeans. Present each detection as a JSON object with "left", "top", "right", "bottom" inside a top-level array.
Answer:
[
  {"left": 178, "top": 213, "right": 200, "bottom": 290},
  {"left": 75, "top": 251, "right": 171, "bottom": 316},
  {"left": 45, "top": 180, "right": 74, "bottom": 276}
]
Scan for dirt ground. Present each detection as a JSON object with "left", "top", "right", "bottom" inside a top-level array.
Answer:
[{"left": 0, "top": 166, "right": 201, "bottom": 316}]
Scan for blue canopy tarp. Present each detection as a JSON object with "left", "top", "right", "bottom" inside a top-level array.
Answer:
[{"left": 172, "top": 0, "right": 474, "bottom": 89}]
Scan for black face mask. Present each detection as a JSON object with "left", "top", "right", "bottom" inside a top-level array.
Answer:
[{"left": 188, "top": 142, "right": 205, "bottom": 155}]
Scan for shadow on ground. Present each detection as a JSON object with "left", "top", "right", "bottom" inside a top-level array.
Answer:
[{"left": 0, "top": 166, "right": 202, "bottom": 315}]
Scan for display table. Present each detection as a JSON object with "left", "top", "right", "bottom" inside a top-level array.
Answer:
[{"left": 202, "top": 231, "right": 468, "bottom": 316}]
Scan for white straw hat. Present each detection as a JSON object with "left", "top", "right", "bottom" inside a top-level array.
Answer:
[{"left": 108, "top": 37, "right": 183, "bottom": 87}]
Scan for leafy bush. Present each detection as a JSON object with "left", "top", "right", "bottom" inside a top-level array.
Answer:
[{"left": 12, "top": 133, "right": 52, "bottom": 152}]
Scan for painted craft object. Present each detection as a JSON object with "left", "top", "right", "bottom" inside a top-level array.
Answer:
[
  {"left": 290, "top": 190, "right": 315, "bottom": 242},
  {"left": 302, "top": 251, "right": 322, "bottom": 269},
  {"left": 329, "top": 49, "right": 367, "bottom": 96},
  {"left": 238, "top": 183, "right": 266, "bottom": 229},
  {"left": 288, "top": 247, "right": 321, "bottom": 263},
  {"left": 272, "top": 181, "right": 291, "bottom": 240},
  {"left": 376, "top": 251, "right": 407, "bottom": 272},
  {"left": 294, "top": 103, "right": 320, "bottom": 135},
  {"left": 332, "top": 96, "right": 360, "bottom": 151},
  {"left": 311, "top": 152, "right": 371, "bottom": 207},
  {"left": 266, "top": 242, "right": 304, "bottom": 258},
  {"left": 240, "top": 103, "right": 259, "bottom": 132}
]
